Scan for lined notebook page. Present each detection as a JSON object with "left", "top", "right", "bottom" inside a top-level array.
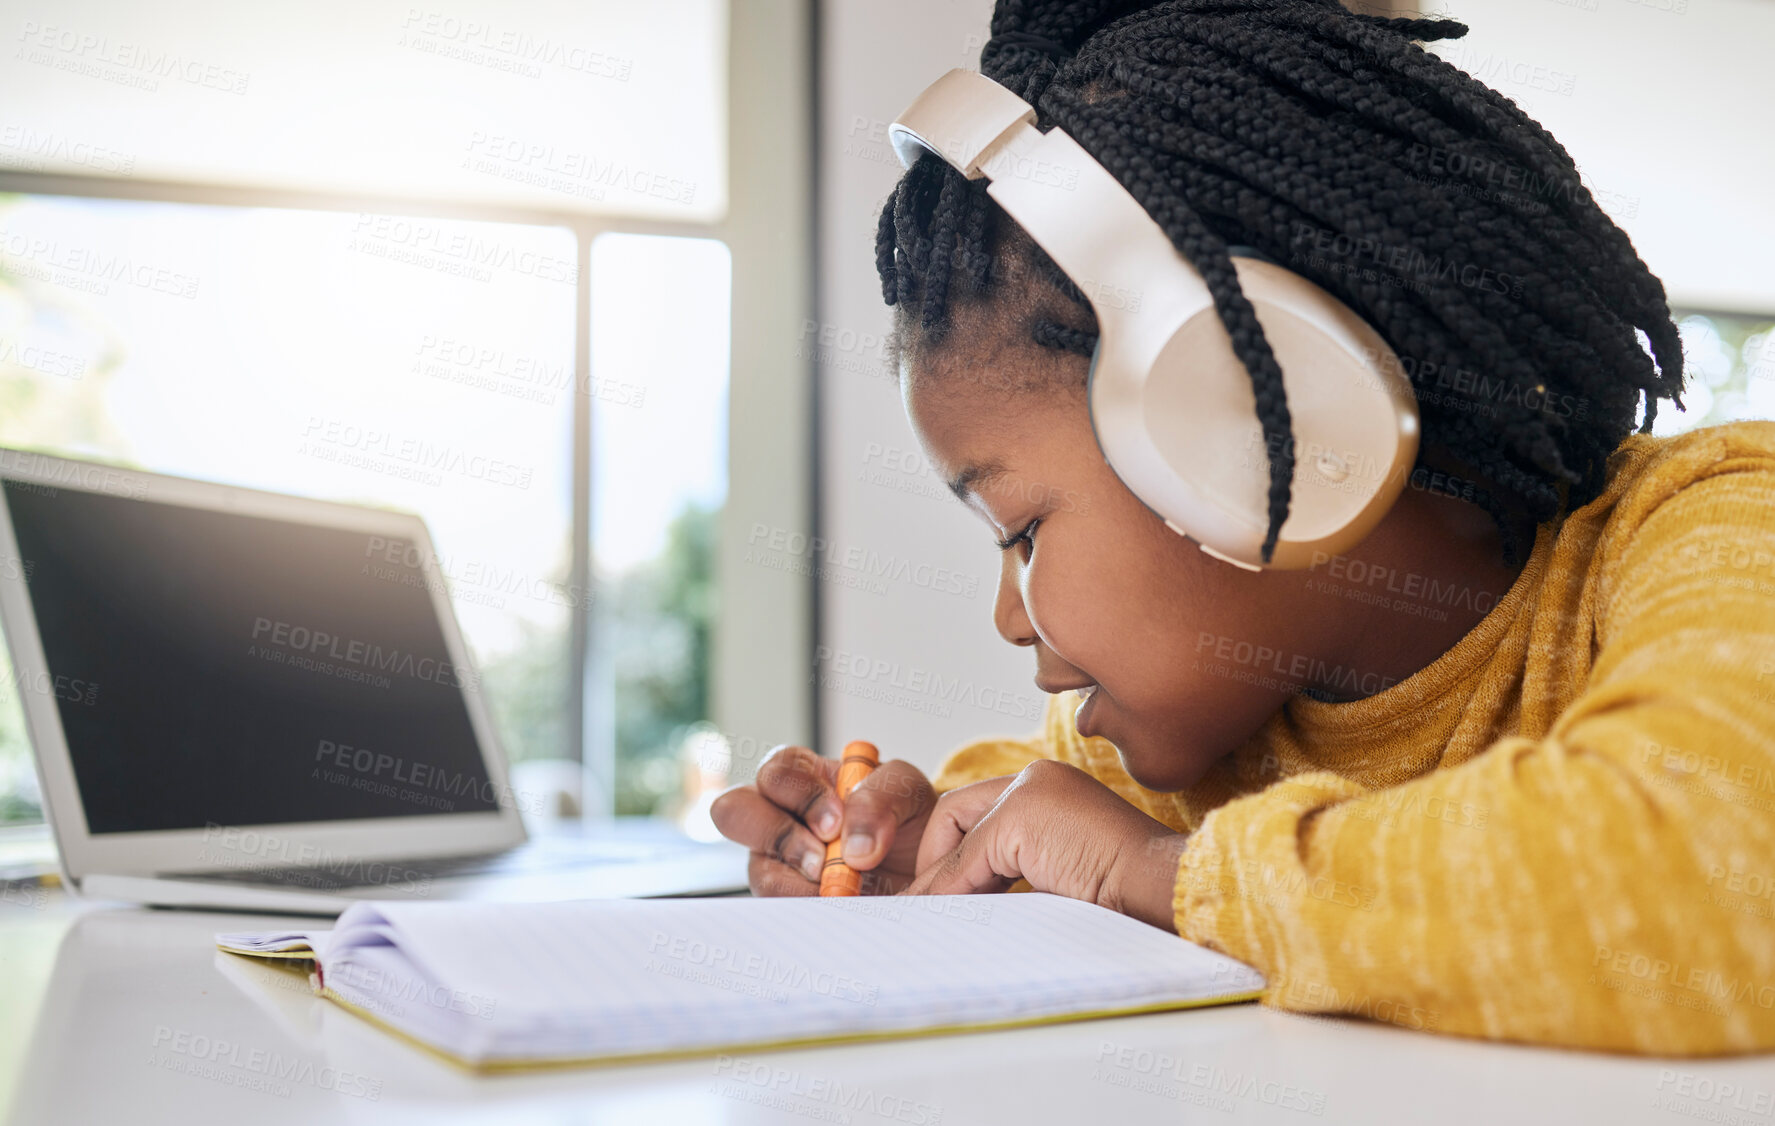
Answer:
[{"left": 222, "top": 893, "right": 1265, "bottom": 1065}]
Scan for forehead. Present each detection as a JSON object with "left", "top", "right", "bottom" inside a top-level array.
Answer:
[
  {"left": 902, "top": 361, "right": 1019, "bottom": 463},
  {"left": 902, "top": 362, "right": 1087, "bottom": 502}
]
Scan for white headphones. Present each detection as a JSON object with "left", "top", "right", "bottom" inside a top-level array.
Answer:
[{"left": 889, "top": 69, "right": 1420, "bottom": 571}]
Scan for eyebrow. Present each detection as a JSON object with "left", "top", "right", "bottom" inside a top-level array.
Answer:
[{"left": 947, "top": 461, "right": 1009, "bottom": 501}]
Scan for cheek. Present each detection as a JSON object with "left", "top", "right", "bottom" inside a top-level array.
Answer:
[{"left": 1023, "top": 520, "right": 1212, "bottom": 680}]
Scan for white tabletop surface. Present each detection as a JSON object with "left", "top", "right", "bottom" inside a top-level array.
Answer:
[{"left": 3, "top": 886, "right": 1771, "bottom": 1125}]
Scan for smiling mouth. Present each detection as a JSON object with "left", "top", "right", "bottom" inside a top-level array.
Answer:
[{"left": 1074, "top": 683, "right": 1105, "bottom": 739}]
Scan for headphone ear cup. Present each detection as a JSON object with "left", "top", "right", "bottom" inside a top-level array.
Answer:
[{"left": 1093, "top": 258, "right": 1419, "bottom": 569}]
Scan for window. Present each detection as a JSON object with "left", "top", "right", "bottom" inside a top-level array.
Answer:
[
  {"left": 0, "top": 197, "right": 746, "bottom": 828},
  {"left": 590, "top": 234, "right": 731, "bottom": 815},
  {"left": 0, "top": 0, "right": 816, "bottom": 841},
  {"left": 1649, "top": 311, "right": 1775, "bottom": 437},
  {"left": 0, "top": 193, "right": 583, "bottom": 820},
  {"left": 0, "top": 0, "right": 775, "bottom": 833}
]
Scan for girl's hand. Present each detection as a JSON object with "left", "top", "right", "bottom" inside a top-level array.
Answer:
[
  {"left": 709, "top": 745, "right": 937, "bottom": 896},
  {"left": 900, "top": 759, "right": 1186, "bottom": 931}
]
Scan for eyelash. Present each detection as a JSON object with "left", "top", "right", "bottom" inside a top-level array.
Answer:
[{"left": 995, "top": 518, "right": 1041, "bottom": 555}]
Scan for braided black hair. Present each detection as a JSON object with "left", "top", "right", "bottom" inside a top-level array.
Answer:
[{"left": 876, "top": 0, "right": 1686, "bottom": 566}]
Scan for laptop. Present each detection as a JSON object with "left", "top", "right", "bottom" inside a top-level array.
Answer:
[{"left": 0, "top": 447, "right": 748, "bottom": 914}]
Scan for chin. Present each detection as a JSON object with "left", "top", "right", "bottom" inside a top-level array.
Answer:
[{"left": 1112, "top": 732, "right": 1213, "bottom": 793}]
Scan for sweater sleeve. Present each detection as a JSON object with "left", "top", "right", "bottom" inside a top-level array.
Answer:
[
  {"left": 929, "top": 705, "right": 1065, "bottom": 795},
  {"left": 1174, "top": 463, "right": 1775, "bottom": 1054},
  {"left": 930, "top": 735, "right": 1053, "bottom": 794}
]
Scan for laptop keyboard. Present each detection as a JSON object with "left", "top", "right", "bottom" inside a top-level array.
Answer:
[{"left": 168, "top": 839, "right": 693, "bottom": 892}]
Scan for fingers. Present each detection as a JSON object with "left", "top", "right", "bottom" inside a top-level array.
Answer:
[
  {"left": 747, "top": 852, "right": 822, "bottom": 897},
  {"left": 710, "top": 746, "right": 938, "bottom": 894},
  {"left": 838, "top": 759, "right": 936, "bottom": 871},
  {"left": 901, "top": 816, "right": 1017, "bottom": 897},
  {"left": 753, "top": 745, "right": 844, "bottom": 841},
  {"left": 913, "top": 775, "right": 1016, "bottom": 875},
  {"left": 709, "top": 785, "right": 828, "bottom": 884}
]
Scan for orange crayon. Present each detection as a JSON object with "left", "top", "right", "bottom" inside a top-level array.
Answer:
[{"left": 818, "top": 741, "right": 880, "bottom": 897}]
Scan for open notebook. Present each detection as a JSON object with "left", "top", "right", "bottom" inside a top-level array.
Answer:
[{"left": 216, "top": 893, "right": 1265, "bottom": 1070}]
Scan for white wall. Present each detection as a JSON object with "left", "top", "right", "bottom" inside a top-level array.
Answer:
[
  {"left": 813, "top": 0, "right": 1775, "bottom": 775},
  {"left": 815, "top": 0, "right": 1016, "bottom": 775},
  {"left": 710, "top": 0, "right": 814, "bottom": 778},
  {"left": 1425, "top": 0, "right": 1775, "bottom": 315}
]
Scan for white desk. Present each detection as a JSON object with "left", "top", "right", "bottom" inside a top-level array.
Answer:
[{"left": 3, "top": 887, "right": 1770, "bottom": 1125}]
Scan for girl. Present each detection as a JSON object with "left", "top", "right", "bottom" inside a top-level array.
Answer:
[{"left": 713, "top": 0, "right": 1775, "bottom": 1054}]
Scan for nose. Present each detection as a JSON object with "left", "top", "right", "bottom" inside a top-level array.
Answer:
[{"left": 992, "top": 550, "right": 1037, "bottom": 647}]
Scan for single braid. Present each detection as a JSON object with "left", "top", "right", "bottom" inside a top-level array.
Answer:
[
  {"left": 1033, "top": 320, "right": 1099, "bottom": 356},
  {"left": 876, "top": 0, "right": 1687, "bottom": 564}
]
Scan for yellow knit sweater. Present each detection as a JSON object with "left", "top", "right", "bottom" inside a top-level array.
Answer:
[{"left": 931, "top": 420, "right": 1775, "bottom": 1055}]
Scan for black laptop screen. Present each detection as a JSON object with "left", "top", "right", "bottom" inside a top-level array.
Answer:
[{"left": 2, "top": 476, "right": 501, "bottom": 833}]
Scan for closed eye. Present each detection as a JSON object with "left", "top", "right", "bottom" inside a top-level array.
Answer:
[{"left": 994, "top": 518, "right": 1040, "bottom": 555}]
